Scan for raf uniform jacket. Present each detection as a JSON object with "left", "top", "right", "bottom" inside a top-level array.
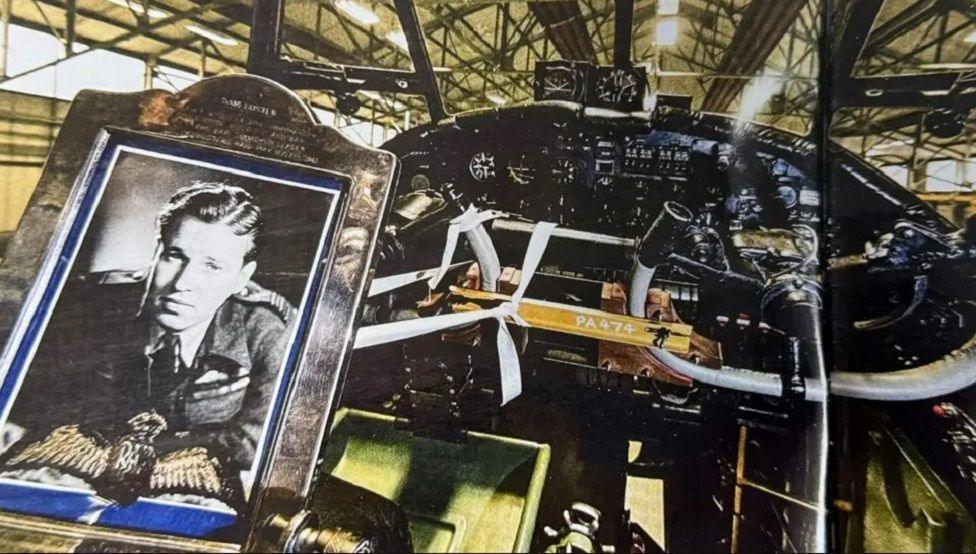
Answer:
[{"left": 7, "top": 269, "right": 296, "bottom": 470}]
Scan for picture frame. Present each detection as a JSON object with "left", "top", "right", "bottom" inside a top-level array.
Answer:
[{"left": 0, "top": 75, "right": 398, "bottom": 551}]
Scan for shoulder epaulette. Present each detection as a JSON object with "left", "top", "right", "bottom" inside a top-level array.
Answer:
[
  {"left": 234, "top": 280, "right": 297, "bottom": 324},
  {"left": 78, "top": 268, "right": 150, "bottom": 286}
]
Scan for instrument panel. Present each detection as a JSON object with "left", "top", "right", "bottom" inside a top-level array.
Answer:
[
  {"left": 533, "top": 62, "right": 647, "bottom": 111},
  {"left": 367, "top": 99, "right": 970, "bottom": 554},
  {"left": 385, "top": 103, "right": 959, "bottom": 377},
  {"left": 391, "top": 106, "right": 820, "bottom": 242}
]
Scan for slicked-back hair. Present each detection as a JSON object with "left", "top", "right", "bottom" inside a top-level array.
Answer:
[{"left": 156, "top": 182, "right": 264, "bottom": 262}]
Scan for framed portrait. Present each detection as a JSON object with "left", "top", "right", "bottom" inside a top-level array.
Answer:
[
  {"left": 0, "top": 74, "right": 397, "bottom": 551},
  {"left": 0, "top": 128, "right": 345, "bottom": 542}
]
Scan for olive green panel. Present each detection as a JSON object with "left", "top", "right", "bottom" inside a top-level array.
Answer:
[
  {"left": 861, "top": 426, "right": 976, "bottom": 553},
  {"left": 321, "top": 408, "right": 550, "bottom": 553}
]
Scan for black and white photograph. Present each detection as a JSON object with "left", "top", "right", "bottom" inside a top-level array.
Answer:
[
  {"left": 8, "top": 0, "right": 976, "bottom": 550},
  {"left": 0, "top": 134, "right": 342, "bottom": 538}
]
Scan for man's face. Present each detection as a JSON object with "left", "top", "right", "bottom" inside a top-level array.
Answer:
[{"left": 149, "top": 216, "right": 257, "bottom": 332}]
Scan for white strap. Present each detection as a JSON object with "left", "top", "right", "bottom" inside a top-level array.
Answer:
[
  {"left": 428, "top": 204, "right": 506, "bottom": 290},
  {"left": 355, "top": 221, "right": 558, "bottom": 405},
  {"left": 353, "top": 307, "right": 509, "bottom": 349},
  {"left": 368, "top": 260, "right": 473, "bottom": 297},
  {"left": 493, "top": 221, "right": 557, "bottom": 403}
]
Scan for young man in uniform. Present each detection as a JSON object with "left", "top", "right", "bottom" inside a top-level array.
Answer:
[{"left": 9, "top": 182, "right": 295, "bottom": 472}]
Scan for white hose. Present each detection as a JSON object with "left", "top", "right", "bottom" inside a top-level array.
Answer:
[
  {"left": 467, "top": 223, "right": 501, "bottom": 292},
  {"left": 650, "top": 348, "right": 783, "bottom": 395},
  {"left": 427, "top": 205, "right": 504, "bottom": 292},
  {"left": 650, "top": 339, "right": 976, "bottom": 402},
  {"left": 628, "top": 262, "right": 655, "bottom": 317},
  {"left": 649, "top": 348, "right": 826, "bottom": 402},
  {"left": 829, "top": 332, "right": 976, "bottom": 400}
]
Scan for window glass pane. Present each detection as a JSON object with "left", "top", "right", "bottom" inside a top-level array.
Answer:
[
  {"left": 925, "top": 159, "right": 962, "bottom": 192},
  {"left": 341, "top": 120, "right": 373, "bottom": 146},
  {"left": 1, "top": 25, "right": 63, "bottom": 98},
  {"left": 1, "top": 25, "right": 144, "bottom": 100},
  {"left": 152, "top": 66, "right": 200, "bottom": 92},
  {"left": 312, "top": 107, "right": 336, "bottom": 126},
  {"left": 880, "top": 165, "right": 908, "bottom": 187},
  {"left": 53, "top": 50, "right": 144, "bottom": 99},
  {"left": 964, "top": 159, "right": 976, "bottom": 188}
]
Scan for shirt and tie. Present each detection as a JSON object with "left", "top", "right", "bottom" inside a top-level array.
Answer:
[
  {"left": 145, "top": 321, "right": 210, "bottom": 423},
  {"left": 11, "top": 273, "right": 294, "bottom": 470}
]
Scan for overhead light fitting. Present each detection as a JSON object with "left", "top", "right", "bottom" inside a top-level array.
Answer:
[
  {"left": 866, "top": 146, "right": 907, "bottom": 157},
  {"left": 737, "top": 75, "right": 783, "bottom": 121},
  {"left": 656, "top": 19, "right": 678, "bottom": 46},
  {"left": 335, "top": 0, "right": 379, "bottom": 26},
  {"left": 487, "top": 93, "right": 507, "bottom": 106},
  {"left": 919, "top": 62, "right": 976, "bottom": 70},
  {"left": 387, "top": 30, "right": 410, "bottom": 52},
  {"left": 105, "top": 0, "right": 169, "bottom": 19},
  {"left": 186, "top": 24, "right": 238, "bottom": 46},
  {"left": 658, "top": 0, "right": 680, "bottom": 15},
  {"left": 867, "top": 139, "right": 913, "bottom": 156}
]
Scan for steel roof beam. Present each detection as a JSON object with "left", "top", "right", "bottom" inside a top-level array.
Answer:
[
  {"left": 27, "top": 0, "right": 245, "bottom": 68},
  {"left": 700, "top": 0, "right": 807, "bottom": 113},
  {"left": 831, "top": 110, "right": 926, "bottom": 137},
  {"left": 372, "top": 3, "right": 516, "bottom": 111},
  {"left": 421, "top": 17, "right": 529, "bottom": 107},
  {"left": 612, "top": 0, "right": 632, "bottom": 67},
  {"left": 6, "top": 11, "right": 239, "bottom": 84},
  {"left": 0, "top": 0, "right": 237, "bottom": 86},
  {"left": 831, "top": 0, "right": 885, "bottom": 84},
  {"left": 230, "top": 2, "right": 359, "bottom": 65},
  {"left": 861, "top": 0, "right": 943, "bottom": 60},
  {"left": 528, "top": 1, "right": 596, "bottom": 63},
  {"left": 10, "top": 2, "right": 406, "bottom": 124},
  {"left": 362, "top": 3, "right": 490, "bottom": 66}
]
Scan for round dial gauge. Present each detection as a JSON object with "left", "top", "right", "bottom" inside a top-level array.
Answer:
[
  {"left": 507, "top": 156, "right": 536, "bottom": 186},
  {"left": 469, "top": 152, "right": 496, "bottom": 182},
  {"left": 776, "top": 185, "right": 799, "bottom": 208},
  {"left": 410, "top": 173, "right": 432, "bottom": 191},
  {"left": 596, "top": 70, "right": 641, "bottom": 105},
  {"left": 551, "top": 158, "right": 579, "bottom": 186},
  {"left": 542, "top": 68, "right": 579, "bottom": 98}
]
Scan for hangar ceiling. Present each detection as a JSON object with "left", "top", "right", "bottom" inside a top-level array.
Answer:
[{"left": 0, "top": 0, "right": 974, "bottom": 182}]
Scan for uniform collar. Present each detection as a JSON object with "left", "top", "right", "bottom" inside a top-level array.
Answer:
[
  {"left": 197, "top": 300, "right": 252, "bottom": 371},
  {"left": 149, "top": 321, "right": 209, "bottom": 368},
  {"left": 147, "top": 301, "right": 251, "bottom": 370}
]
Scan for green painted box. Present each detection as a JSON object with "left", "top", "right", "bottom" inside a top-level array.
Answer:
[{"left": 321, "top": 409, "right": 551, "bottom": 553}]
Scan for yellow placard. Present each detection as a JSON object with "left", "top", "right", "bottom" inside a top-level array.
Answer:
[{"left": 449, "top": 287, "right": 692, "bottom": 353}]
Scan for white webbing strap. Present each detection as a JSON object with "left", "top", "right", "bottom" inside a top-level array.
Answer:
[
  {"left": 355, "top": 221, "right": 558, "bottom": 404},
  {"left": 493, "top": 220, "right": 557, "bottom": 402},
  {"left": 428, "top": 204, "right": 506, "bottom": 290},
  {"left": 367, "top": 260, "right": 473, "bottom": 298}
]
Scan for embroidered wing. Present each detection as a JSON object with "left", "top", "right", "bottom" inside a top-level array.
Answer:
[
  {"left": 4, "top": 425, "right": 110, "bottom": 479},
  {"left": 149, "top": 447, "right": 230, "bottom": 501}
]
